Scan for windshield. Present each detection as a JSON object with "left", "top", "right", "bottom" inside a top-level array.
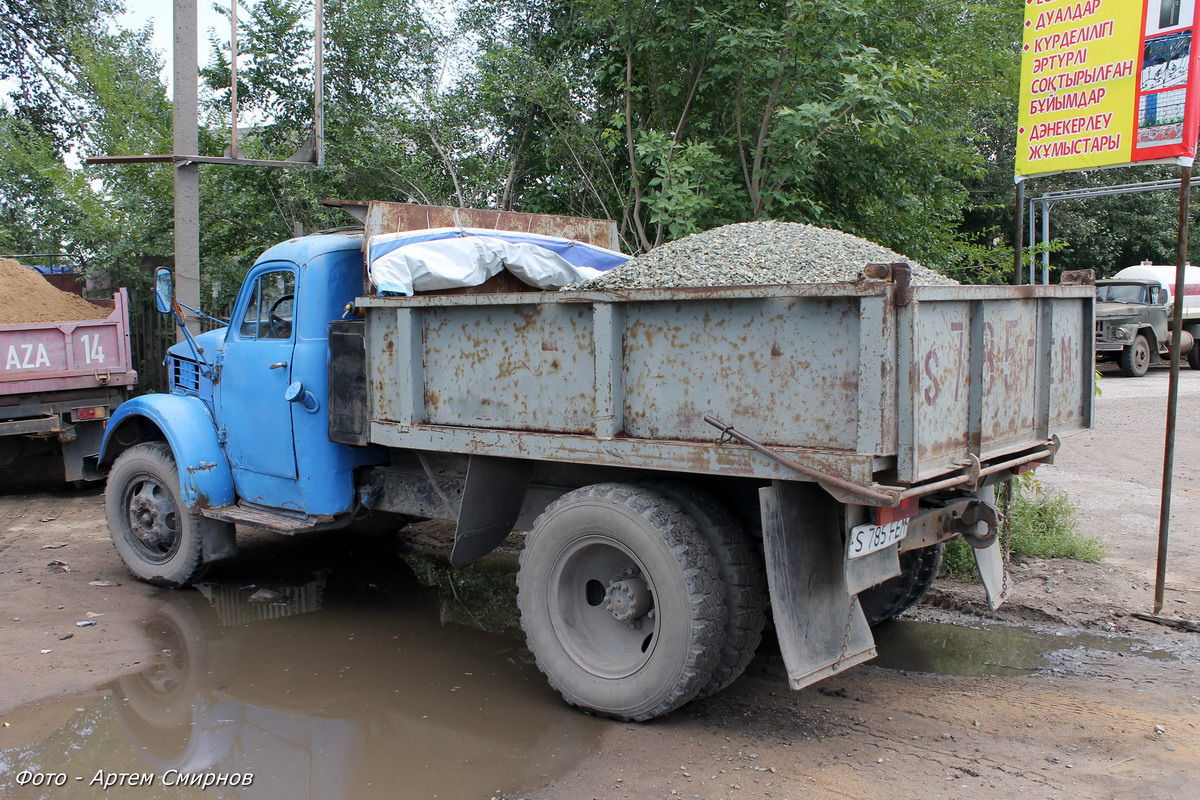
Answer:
[{"left": 1096, "top": 284, "right": 1150, "bottom": 303}]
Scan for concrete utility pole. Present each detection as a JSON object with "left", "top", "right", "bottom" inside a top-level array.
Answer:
[
  {"left": 87, "top": 0, "right": 324, "bottom": 338},
  {"left": 173, "top": 0, "right": 201, "bottom": 334}
]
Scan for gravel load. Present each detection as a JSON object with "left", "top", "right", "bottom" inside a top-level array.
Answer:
[{"left": 566, "top": 220, "right": 958, "bottom": 290}]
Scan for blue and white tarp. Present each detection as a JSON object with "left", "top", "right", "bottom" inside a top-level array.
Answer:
[{"left": 367, "top": 227, "right": 629, "bottom": 296}]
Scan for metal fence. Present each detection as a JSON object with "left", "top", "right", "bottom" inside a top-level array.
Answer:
[
  {"left": 127, "top": 291, "right": 229, "bottom": 395},
  {"left": 128, "top": 289, "right": 174, "bottom": 395}
]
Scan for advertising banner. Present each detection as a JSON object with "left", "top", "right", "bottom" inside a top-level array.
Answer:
[{"left": 1017, "top": 0, "right": 1200, "bottom": 178}]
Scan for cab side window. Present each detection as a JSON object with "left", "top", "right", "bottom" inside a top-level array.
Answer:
[{"left": 237, "top": 270, "right": 296, "bottom": 340}]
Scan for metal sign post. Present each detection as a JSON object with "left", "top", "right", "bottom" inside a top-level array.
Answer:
[
  {"left": 1013, "top": 180, "right": 1025, "bottom": 285},
  {"left": 1155, "top": 166, "right": 1192, "bottom": 613}
]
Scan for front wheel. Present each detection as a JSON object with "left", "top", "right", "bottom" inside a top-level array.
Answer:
[
  {"left": 105, "top": 443, "right": 230, "bottom": 587},
  {"left": 1120, "top": 334, "right": 1151, "bottom": 377},
  {"left": 517, "top": 483, "right": 726, "bottom": 721}
]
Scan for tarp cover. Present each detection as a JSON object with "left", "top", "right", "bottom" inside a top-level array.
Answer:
[{"left": 367, "top": 227, "right": 628, "bottom": 296}]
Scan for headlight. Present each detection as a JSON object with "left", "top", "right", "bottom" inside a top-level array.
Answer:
[{"left": 1112, "top": 326, "right": 1134, "bottom": 341}]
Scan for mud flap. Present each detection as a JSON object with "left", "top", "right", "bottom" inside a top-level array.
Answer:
[
  {"left": 760, "top": 482, "right": 876, "bottom": 690},
  {"left": 450, "top": 455, "right": 532, "bottom": 567},
  {"left": 843, "top": 505, "right": 902, "bottom": 596},
  {"left": 969, "top": 485, "right": 1011, "bottom": 610},
  {"left": 201, "top": 523, "right": 237, "bottom": 563},
  {"left": 972, "top": 537, "right": 1012, "bottom": 610}
]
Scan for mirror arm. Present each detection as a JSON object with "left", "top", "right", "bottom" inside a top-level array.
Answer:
[
  {"left": 168, "top": 300, "right": 216, "bottom": 379},
  {"left": 175, "top": 300, "right": 228, "bottom": 326}
]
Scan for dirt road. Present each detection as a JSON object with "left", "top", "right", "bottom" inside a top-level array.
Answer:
[
  {"left": 1038, "top": 366, "right": 1200, "bottom": 599},
  {"left": 1, "top": 367, "right": 1198, "bottom": 799}
]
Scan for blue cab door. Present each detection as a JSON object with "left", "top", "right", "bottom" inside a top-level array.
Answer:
[{"left": 217, "top": 264, "right": 299, "bottom": 484}]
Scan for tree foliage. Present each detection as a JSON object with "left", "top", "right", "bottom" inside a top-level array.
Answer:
[
  {"left": 460, "top": 0, "right": 1023, "bottom": 267},
  {"left": 0, "top": 0, "right": 122, "bottom": 145},
  {"left": 1, "top": 16, "right": 172, "bottom": 295},
  {"left": 1, "top": 0, "right": 1197, "bottom": 307}
]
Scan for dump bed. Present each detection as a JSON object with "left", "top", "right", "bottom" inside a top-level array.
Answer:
[
  {"left": 0, "top": 289, "right": 136, "bottom": 397},
  {"left": 356, "top": 279, "right": 1093, "bottom": 498}
]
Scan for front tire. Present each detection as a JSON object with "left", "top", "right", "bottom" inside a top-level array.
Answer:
[
  {"left": 517, "top": 483, "right": 726, "bottom": 721},
  {"left": 105, "top": 443, "right": 228, "bottom": 587},
  {"left": 1121, "top": 334, "right": 1151, "bottom": 377}
]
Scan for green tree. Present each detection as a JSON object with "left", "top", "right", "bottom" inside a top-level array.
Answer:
[
  {"left": 0, "top": 16, "right": 173, "bottom": 295},
  {"left": 194, "top": 0, "right": 476, "bottom": 309},
  {"left": 461, "top": 0, "right": 1025, "bottom": 269},
  {"left": 0, "top": 0, "right": 123, "bottom": 145}
]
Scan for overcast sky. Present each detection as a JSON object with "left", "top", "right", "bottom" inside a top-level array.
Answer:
[{"left": 119, "top": 0, "right": 232, "bottom": 89}]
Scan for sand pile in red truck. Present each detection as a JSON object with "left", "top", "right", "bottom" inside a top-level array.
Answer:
[{"left": 0, "top": 258, "right": 107, "bottom": 325}]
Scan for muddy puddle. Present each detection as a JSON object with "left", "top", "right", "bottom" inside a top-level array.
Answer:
[
  {"left": 7, "top": 532, "right": 1184, "bottom": 799},
  {"left": 0, "top": 542, "right": 603, "bottom": 799},
  {"left": 872, "top": 618, "right": 1177, "bottom": 677}
]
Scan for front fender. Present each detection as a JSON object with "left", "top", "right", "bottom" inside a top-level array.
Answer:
[{"left": 100, "top": 395, "right": 235, "bottom": 510}]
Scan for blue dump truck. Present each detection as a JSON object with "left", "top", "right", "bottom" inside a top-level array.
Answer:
[{"left": 99, "top": 202, "right": 1094, "bottom": 720}]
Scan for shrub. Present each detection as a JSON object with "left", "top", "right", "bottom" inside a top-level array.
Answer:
[{"left": 938, "top": 477, "right": 1103, "bottom": 580}]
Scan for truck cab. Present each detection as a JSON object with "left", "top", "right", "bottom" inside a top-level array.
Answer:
[
  {"left": 1111, "top": 261, "right": 1200, "bottom": 371},
  {"left": 98, "top": 232, "right": 384, "bottom": 586},
  {"left": 1095, "top": 277, "right": 1193, "bottom": 377}
]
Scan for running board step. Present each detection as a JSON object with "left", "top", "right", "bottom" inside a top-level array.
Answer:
[{"left": 200, "top": 504, "right": 333, "bottom": 534}]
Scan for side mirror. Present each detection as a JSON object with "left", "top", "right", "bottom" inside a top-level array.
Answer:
[{"left": 154, "top": 267, "right": 174, "bottom": 314}]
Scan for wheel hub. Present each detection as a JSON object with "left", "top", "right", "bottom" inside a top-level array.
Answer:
[
  {"left": 127, "top": 479, "right": 177, "bottom": 551},
  {"left": 545, "top": 537, "right": 662, "bottom": 680},
  {"left": 604, "top": 577, "right": 651, "bottom": 622}
]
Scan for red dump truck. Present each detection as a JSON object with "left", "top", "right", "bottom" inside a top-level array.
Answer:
[{"left": 0, "top": 289, "right": 136, "bottom": 484}]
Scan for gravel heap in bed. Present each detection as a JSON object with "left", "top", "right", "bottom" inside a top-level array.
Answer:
[{"left": 567, "top": 221, "right": 958, "bottom": 290}]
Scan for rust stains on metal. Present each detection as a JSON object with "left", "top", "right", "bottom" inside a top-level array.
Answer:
[{"left": 704, "top": 415, "right": 902, "bottom": 504}]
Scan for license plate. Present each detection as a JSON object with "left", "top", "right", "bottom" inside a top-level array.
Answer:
[{"left": 847, "top": 519, "right": 909, "bottom": 560}]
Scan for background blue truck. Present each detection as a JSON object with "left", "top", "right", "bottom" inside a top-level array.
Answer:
[{"left": 96, "top": 202, "right": 1095, "bottom": 721}]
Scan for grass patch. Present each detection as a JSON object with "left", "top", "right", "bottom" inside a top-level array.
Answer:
[
  {"left": 939, "top": 478, "right": 1105, "bottom": 580},
  {"left": 940, "top": 538, "right": 979, "bottom": 580}
]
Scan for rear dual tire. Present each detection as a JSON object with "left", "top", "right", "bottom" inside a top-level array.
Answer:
[
  {"left": 644, "top": 481, "right": 766, "bottom": 698},
  {"left": 518, "top": 483, "right": 730, "bottom": 721},
  {"left": 857, "top": 543, "right": 944, "bottom": 627}
]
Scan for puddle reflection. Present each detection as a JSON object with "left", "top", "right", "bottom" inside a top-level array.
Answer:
[
  {"left": 872, "top": 619, "right": 1176, "bottom": 677},
  {"left": 3, "top": 545, "right": 603, "bottom": 799}
]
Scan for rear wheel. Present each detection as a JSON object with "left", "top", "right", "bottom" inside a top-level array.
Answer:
[
  {"left": 1120, "top": 334, "right": 1151, "bottom": 377},
  {"left": 645, "top": 481, "right": 766, "bottom": 698},
  {"left": 857, "top": 543, "right": 943, "bottom": 627},
  {"left": 517, "top": 483, "right": 726, "bottom": 721},
  {"left": 105, "top": 443, "right": 230, "bottom": 587}
]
